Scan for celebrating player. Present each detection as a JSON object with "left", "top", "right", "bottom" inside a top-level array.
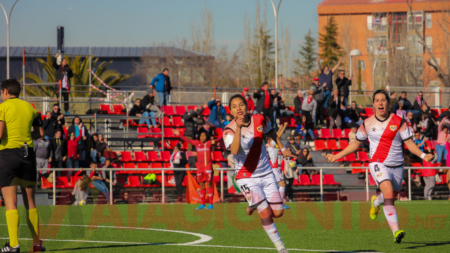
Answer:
[
  {"left": 265, "top": 122, "right": 294, "bottom": 209},
  {"left": 224, "top": 94, "right": 293, "bottom": 253},
  {"left": 326, "top": 90, "right": 433, "bottom": 244},
  {"left": 0, "top": 79, "right": 46, "bottom": 252},
  {"left": 174, "top": 128, "right": 222, "bottom": 210}
]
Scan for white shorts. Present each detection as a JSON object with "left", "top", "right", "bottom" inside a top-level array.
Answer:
[
  {"left": 272, "top": 168, "right": 284, "bottom": 182},
  {"left": 369, "top": 162, "right": 404, "bottom": 192},
  {"left": 236, "top": 172, "right": 283, "bottom": 210}
]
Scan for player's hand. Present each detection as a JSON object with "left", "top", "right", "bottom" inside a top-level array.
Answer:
[
  {"left": 424, "top": 154, "right": 434, "bottom": 162},
  {"left": 281, "top": 148, "right": 293, "bottom": 159},
  {"left": 173, "top": 129, "right": 180, "bottom": 136},
  {"left": 326, "top": 154, "right": 337, "bottom": 163},
  {"left": 63, "top": 156, "right": 67, "bottom": 161},
  {"left": 236, "top": 115, "right": 244, "bottom": 128}
]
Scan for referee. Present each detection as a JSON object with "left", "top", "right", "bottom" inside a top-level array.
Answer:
[{"left": 0, "top": 79, "right": 46, "bottom": 252}]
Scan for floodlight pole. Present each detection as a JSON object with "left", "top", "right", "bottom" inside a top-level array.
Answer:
[
  {"left": 270, "top": 0, "right": 282, "bottom": 90},
  {"left": 0, "top": 0, "right": 20, "bottom": 79}
]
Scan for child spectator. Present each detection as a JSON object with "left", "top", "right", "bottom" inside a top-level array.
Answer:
[
  {"left": 435, "top": 117, "right": 450, "bottom": 164},
  {"left": 296, "top": 115, "right": 315, "bottom": 144},
  {"left": 223, "top": 115, "right": 232, "bottom": 127},
  {"left": 95, "top": 134, "right": 108, "bottom": 164},
  {"left": 420, "top": 113, "right": 435, "bottom": 141},
  {"left": 396, "top": 100, "right": 407, "bottom": 119},
  {"left": 71, "top": 170, "right": 91, "bottom": 205}
]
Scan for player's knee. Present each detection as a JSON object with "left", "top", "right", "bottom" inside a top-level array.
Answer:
[
  {"left": 278, "top": 181, "right": 285, "bottom": 187},
  {"left": 272, "top": 209, "right": 284, "bottom": 218}
]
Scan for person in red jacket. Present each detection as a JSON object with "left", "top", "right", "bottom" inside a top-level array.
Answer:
[
  {"left": 242, "top": 87, "right": 255, "bottom": 114},
  {"left": 66, "top": 123, "right": 83, "bottom": 177},
  {"left": 174, "top": 128, "right": 222, "bottom": 210}
]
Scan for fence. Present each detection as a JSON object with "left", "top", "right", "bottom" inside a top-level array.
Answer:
[{"left": 36, "top": 167, "right": 447, "bottom": 206}]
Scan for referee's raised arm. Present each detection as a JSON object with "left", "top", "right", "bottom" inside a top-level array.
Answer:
[{"left": 0, "top": 79, "right": 46, "bottom": 252}]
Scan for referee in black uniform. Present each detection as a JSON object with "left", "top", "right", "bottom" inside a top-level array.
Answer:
[{"left": 0, "top": 79, "right": 46, "bottom": 252}]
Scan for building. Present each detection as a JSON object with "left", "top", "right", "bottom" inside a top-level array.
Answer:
[
  {"left": 317, "top": 0, "right": 449, "bottom": 91},
  {"left": 0, "top": 46, "right": 213, "bottom": 88}
]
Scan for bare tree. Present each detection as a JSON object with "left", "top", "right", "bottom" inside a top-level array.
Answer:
[{"left": 190, "top": 5, "right": 215, "bottom": 55}]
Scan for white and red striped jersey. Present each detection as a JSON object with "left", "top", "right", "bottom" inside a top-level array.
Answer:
[
  {"left": 356, "top": 113, "right": 412, "bottom": 167},
  {"left": 224, "top": 114, "right": 273, "bottom": 179}
]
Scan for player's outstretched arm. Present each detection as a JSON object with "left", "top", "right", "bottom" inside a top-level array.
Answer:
[
  {"left": 404, "top": 138, "right": 434, "bottom": 162},
  {"left": 326, "top": 140, "right": 362, "bottom": 162},
  {"left": 267, "top": 130, "right": 295, "bottom": 159}
]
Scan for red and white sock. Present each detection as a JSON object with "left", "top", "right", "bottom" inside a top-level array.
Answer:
[
  {"left": 208, "top": 187, "right": 214, "bottom": 205},
  {"left": 279, "top": 186, "right": 285, "bottom": 201},
  {"left": 263, "top": 222, "right": 285, "bottom": 250},
  {"left": 383, "top": 198, "right": 399, "bottom": 234},
  {"left": 374, "top": 193, "right": 384, "bottom": 207},
  {"left": 200, "top": 189, "right": 206, "bottom": 205}
]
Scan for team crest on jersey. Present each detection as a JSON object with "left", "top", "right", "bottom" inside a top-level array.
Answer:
[
  {"left": 257, "top": 125, "right": 263, "bottom": 132},
  {"left": 376, "top": 172, "right": 383, "bottom": 178},
  {"left": 390, "top": 125, "right": 398, "bottom": 131},
  {"left": 246, "top": 194, "right": 252, "bottom": 202}
]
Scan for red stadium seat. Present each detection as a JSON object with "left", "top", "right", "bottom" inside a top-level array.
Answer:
[
  {"left": 162, "top": 106, "right": 175, "bottom": 115},
  {"left": 201, "top": 107, "right": 210, "bottom": 116},
  {"left": 323, "top": 174, "right": 342, "bottom": 185},
  {"left": 346, "top": 152, "right": 357, "bottom": 162},
  {"left": 320, "top": 129, "right": 331, "bottom": 138},
  {"left": 137, "top": 127, "right": 149, "bottom": 138},
  {"left": 172, "top": 116, "right": 184, "bottom": 127},
  {"left": 150, "top": 163, "right": 163, "bottom": 174},
  {"left": 363, "top": 108, "right": 374, "bottom": 117},
  {"left": 369, "top": 175, "right": 377, "bottom": 186},
  {"left": 134, "top": 151, "right": 147, "bottom": 161},
  {"left": 310, "top": 174, "right": 321, "bottom": 185},
  {"left": 343, "top": 129, "right": 351, "bottom": 138},
  {"left": 160, "top": 151, "right": 171, "bottom": 162},
  {"left": 431, "top": 109, "right": 439, "bottom": 118},
  {"left": 137, "top": 163, "right": 151, "bottom": 174},
  {"left": 149, "top": 128, "right": 162, "bottom": 137},
  {"left": 187, "top": 105, "right": 196, "bottom": 111},
  {"left": 148, "top": 151, "right": 160, "bottom": 162},
  {"left": 41, "top": 177, "right": 53, "bottom": 189},
  {"left": 332, "top": 129, "right": 343, "bottom": 138},
  {"left": 126, "top": 176, "right": 142, "bottom": 187},
  {"left": 297, "top": 175, "right": 311, "bottom": 186},
  {"left": 161, "top": 116, "right": 173, "bottom": 127},
  {"left": 175, "top": 106, "right": 186, "bottom": 115},
  {"left": 100, "top": 104, "right": 114, "bottom": 114},
  {"left": 289, "top": 117, "right": 296, "bottom": 127},
  {"left": 224, "top": 106, "right": 230, "bottom": 115},
  {"left": 56, "top": 177, "right": 71, "bottom": 189},
  {"left": 214, "top": 128, "right": 223, "bottom": 138},
  {"left": 212, "top": 151, "right": 227, "bottom": 162},
  {"left": 314, "top": 140, "right": 327, "bottom": 151},
  {"left": 338, "top": 140, "right": 349, "bottom": 149},
  {"left": 163, "top": 128, "right": 176, "bottom": 138},
  {"left": 327, "top": 140, "right": 339, "bottom": 150},
  {"left": 113, "top": 104, "right": 124, "bottom": 114},
  {"left": 358, "top": 151, "right": 369, "bottom": 161},
  {"left": 351, "top": 163, "right": 364, "bottom": 174},
  {"left": 120, "top": 151, "right": 133, "bottom": 162},
  {"left": 123, "top": 163, "right": 136, "bottom": 174}
]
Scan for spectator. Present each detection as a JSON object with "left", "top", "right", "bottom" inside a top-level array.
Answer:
[
  {"left": 170, "top": 144, "right": 188, "bottom": 202},
  {"left": 413, "top": 91, "right": 428, "bottom": 118},
  {"left": 66, "top": 125, "right": 84, "bottom": 175},
  {"left": 348, "top": 123, "right": 369, "bottom": 150},
  {"left": 300, "top": 90, "right": 317, "bottom": 124},
  {"left": 34, "top": 136, "right": 52, "bottom": 181},
  {"left": 296, "top": 115, "right": 315, "bottom": 145},
  {"left": 422, "top": 162, "right": 437, "bottom": 200},
  {"left": 283, "top": 158, "right": 296, "bottom": 202},
  {"left": 43, "top": 104, "right": 65, "bottom": 139},
  {"left": 123, "top": 92, "right": 135, "bottom": 113},
  {"left": 95, "top": 134, "right": 109, "bottom": 164},
  {"left": 293, "top": 90, "right": 303, "bottom": 115},
  {"left": 411, "top": 132, "right": 426, "bottom": 163},
  {"left": 274, "top": 95, "right": 291, "bottom": 118},
  {"left": 183, "top": 105, "right": 206, "bottom": 151},
  {"left": 89, "top": 162, "right": 111, "bottom": 203},
  {"left": 150, "top": 68, "right": 172, "bottom": 106},
  {"left": 310, "top": 77, "right": 325, "bottom": 127},
  {"left": 406, "top": 112, "right": 417, "bottom": 132},
  {"left": 241, "top": 87, "right": 255, "bottom": 114},
  {"left": 253, "top": 82, "right": 277, "bottom": 117},
  {"left": 87, "top": 133, "right": 99, "bottom": 162},
  {"left": 393, "top": 91, "right": 413, "bottom": 113},
  {"left": 345, "top": 101, "right": 364, "bottom": 126},
  {"left": 207, "top": 98, "right": 227, "bottom": 129},
  {"left": 335, "top": 70, "right": 352, "bottom": 106},
  {"left": 445, "top": 137, "right": 450, "bottom": 200},
  {"left": 438, "top": 104, "right": 450, "bottom": 121},
  {"left": 71, "top": 173, "right": 91, "bottom": 205},
  {"left": 390, "top": 91, "right": 398, "bottom": 111},
  {"left": 130, "top": 99, "right": 155, "bottom": 129},
  {"left": 101, "top": 159, "right": 123, "bottom": 199},
  {"left": 396, "top": 100, "right": 407, "bottom": 119},
  {"left": 317, "top": 57, "right": 342, "bottom": 108},
  {"left": 328, "top": 90, "right": 343, "bottom": 134},
  {"left": 50, "top": 129, "right": 67, "bottom": 176},
  {"left": 142, "top": 87, "right": 155, "bottom": 108},
  {"left": 420, "top": 113, "right": 435, "bottom": 141},
  {"left": 223, "top": 115, "right": 232, "bottom": 127},
  {"left": 296, "top": 148, "right": 314, "bottom": 176},
  {"left": 285, "top": 135, "right": 301, "bottom": 156},
  {"left": 53, "top": 54, "right": 73, "bottom": 114},
  {"left": 436, "top": 117, "right": 450, "bottom": 164},
  {"left": 68, "top": 116, "right": 90, "bottom": 164}
]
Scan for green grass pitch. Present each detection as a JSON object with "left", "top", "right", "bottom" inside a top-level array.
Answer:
[{"left": 0, "top": 201, "right": 449, "bottom": 252}]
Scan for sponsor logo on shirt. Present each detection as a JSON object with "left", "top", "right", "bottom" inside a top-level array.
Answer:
[
  {"left": 257, "top": 125, "right": 263, "bottom": 132},
  {"left": 376, "top": 172, "right": 383, "bottom": 178},
  {"left": 390, "top": 125, "right": 398, "bottom": 131}
]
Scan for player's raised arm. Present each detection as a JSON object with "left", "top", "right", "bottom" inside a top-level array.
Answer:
[
  {"left": 267, "top": 129, "right": 295, "bottom": 159},
  {"left": 229, "top": 115, "right": 243, "bottom": 156},
  {"left": 326, "top": 140, "right": 361, "bottom": 162}
]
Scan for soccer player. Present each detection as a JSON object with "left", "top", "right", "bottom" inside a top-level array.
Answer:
[
  {"left": 326, "top": 90, "right": 434, "bottom": 244},
  {"left": 265, "top": 122, "right": 293, "bottom": 209},
  {"left": 224, "top": 94, "right": 293, "bottom": 252},
  {"left": 174, "top": 128, "right": 222, "bottom": 210},
  {"left": 0, "top": 79, "right": 46, "bottom": 252}
]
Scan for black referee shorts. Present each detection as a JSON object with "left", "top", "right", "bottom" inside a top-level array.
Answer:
[{"left": 0, "top": 148, "right": 37, "bottom": 188}]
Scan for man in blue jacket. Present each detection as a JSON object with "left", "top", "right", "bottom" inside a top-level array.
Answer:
[
  {"left": 207, "top": 98, "right": 227, "bottom": 129},
  {"left": 150, "top": 68, "right": 172, "bottom": 106}
]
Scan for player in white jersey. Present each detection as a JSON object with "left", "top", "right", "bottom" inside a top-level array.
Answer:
[
  {"left": 224, "top": 94, "right": 293, "bottom": 253},
  {"left": 326, "top": 90, "right": 433, "bottom": 244}
]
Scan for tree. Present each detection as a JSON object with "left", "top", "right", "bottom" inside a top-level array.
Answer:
[
  {"left": 280, "top": 24, "right": 291, "bottom": 88},
  {"left": 294, "top": 29, "right": 317, "bottom": 78},
  {"left": 190, "top": 5, "right": 214, "bottom": 55},
  {"left": 319, "top": 16, "right": 342, "bottom": 68}
]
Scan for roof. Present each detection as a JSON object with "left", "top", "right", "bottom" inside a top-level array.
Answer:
[
  {"left": 0, "top": 46, "right": 209, "bottom": 58},
  {"left": 318, "top": 0, "right": 445, "bottom": 5}
]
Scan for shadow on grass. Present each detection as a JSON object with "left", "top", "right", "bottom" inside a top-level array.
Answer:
[
  {"left": 47, "top": 242, "right": 170, "bottom": 252},
  {"left": 402, "top": 241, "right": 450, "bottom": 250}
]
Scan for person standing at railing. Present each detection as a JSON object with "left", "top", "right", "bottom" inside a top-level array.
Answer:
[
  {"left": 335, "top": 70, "right": 352, "bottom": 106},
  {"left": 42, "top": 104, "right": 65, "bottom": 140},
  {"left": 173, "top": 128, "right": 222, "bottom": 210},
  {"left": 242, "top": 87, "right": 255, "bottom": 114},
  {"left": 445, "top": 137, "right": 450, "bottom": 200},
  {"left": 328, "top": 90, "right": 343, "bottom": 135},
  {"left": 68, "top": 116, "right": 90, "bottom": 167},
  {"left": 150, "top": 68, "right": 172, "bottom": 107},
  {"left": 66, "top": 125, "right": 83, "bottom": 179},
  {"left": 0, "top": 79, "right": 46, "bottom": 252},
  {"left": 207, "top": 98, "right": 227, "bottom": 129},
  {"left": 130, "top": 99, "right": 155, "bottom": 129},
  {"left": 33, "top": 135, "right": 53, "bottom": 183},
  {"left": 310, "top": 78, "right": 325, "bottom": 128},
  {"left": 50, "top": 129, "right": 67, "bottom": 176},
  {"left": 53, "top": 54, "right": 73, "bottom": 115},
  {"left": 326, "top": 90, "right": 434, "bottom": 244},
  {"left": 183, "top": 105, "right": 206, "bottom": 151},
  {"left": 317, "top": 57, "right": 341, "bottom": 109},
  {"left": 253, "top": 82, "right": 278, "bottom": 118},
  {"left": 435, "top": 117, "right": 450, "bottom": 165},
  {"left": 170, "top": 144, "right": 188, "bottom": 202}
]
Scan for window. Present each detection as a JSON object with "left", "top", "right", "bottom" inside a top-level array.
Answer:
[
  {"left": 367, "top": 15, "right": 373, "bottom": 30},
  {"left": 408, "top": 34, "right": 423, "bottom": 54},
  {"left": 408, "top": 11, "right": 423, "bottom": 31},
  {"left": 426, "top": 13, "right": 432, "bottom": 28},
  {"left": 367, "top": 38, "right": 373, "bottom": 53},
  {"left": 373, "top": 35, "right": 388, "bottom": 55},
  {"left": 426, "top": 36, "right": 432, "bottom": 51},
  {"left": 373, "top": 13, "right": 388, "bottom": 32},
  {"left": 391, "top": 12, "right": 407, "bottom": 45},
  {"left": 359, "top": 60, "right": 366, "bottom": 70}
]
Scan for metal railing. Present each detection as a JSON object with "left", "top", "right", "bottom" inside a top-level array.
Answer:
[{"left": 36, "top": 166, "right": 447, "bottom": 206}]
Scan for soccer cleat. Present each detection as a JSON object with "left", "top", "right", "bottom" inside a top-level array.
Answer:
[
  {"left": 394, "top": 230, "right": 405, "bottom": 244},
  {"left": 246, "top": 206, "right": 255, "bottom": 216},
  {"left": 282, "top": 203, "right": 290, "bottom": 209},
  {"left": 196, "top": 204, "right": 206, "bottom": 210},
  {"left": 1, "top": 242, "right": 20, "bottom": 253},
  {"left": 33, "top": 241, "right": 46, "bottom": 252},
  {"left": 206, "top": 205, "right": 213, "bottom": 210},
  {"left": 370, "top": 195, "right": 379, "bottom": 220}
]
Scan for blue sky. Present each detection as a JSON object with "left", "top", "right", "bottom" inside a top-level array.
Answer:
[{"left": 0, "top": 0, "right": 322, "bottom": 55}]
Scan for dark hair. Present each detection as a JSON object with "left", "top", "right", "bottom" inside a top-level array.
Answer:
[
  {"left": 351, "top": 101, "right": 357, "bottom": 104},
  {"left": 53, "top": 104, "right": 59, "bottom": 107},
  {"left": 401, "top": 91, "right": 407, "bottom": 95},
  {"left": 372, "top": 90, "right": 390, "bottom": 103},
  {"left": 228, "top": 94, "right": 247, "bottom": 109},
  {"left": 198, "top": 128, "right": 210, "bottom": 140},
  {"left": 163, "top": 68, "right": 169, "bottom": 72},
  {"left": 92, "top": 133, "right": 98, "bottom": 138},
  {"left": 339, "top": 70, "right": 345, "bottom": 73},
  {"left": 262, "top": 82, "right": 269, "bottom": 86},
  {"left": 418, "top": 91, "right": 423, "bottom": 94},
  {"left": 0, "top": 79, "right": 21, "bottom": 97}
]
